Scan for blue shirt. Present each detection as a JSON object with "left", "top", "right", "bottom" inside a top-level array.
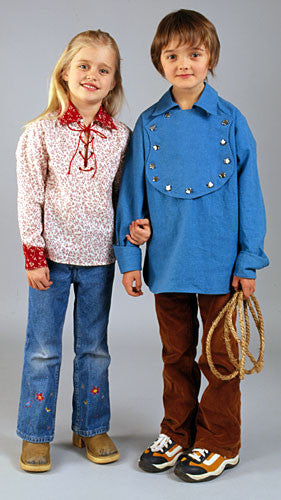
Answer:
[{"left": 114, "top": 83, "right": 269, "bottom": 294}]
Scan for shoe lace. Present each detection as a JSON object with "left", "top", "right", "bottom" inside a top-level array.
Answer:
[
  {"left": 188, "top": 448, "right": 209, "bottom": 462},
  {"left": 150, "top": 434, "right": 172, "bottom": 453}
]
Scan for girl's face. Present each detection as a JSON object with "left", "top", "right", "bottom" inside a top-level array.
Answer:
[
  {"left": 63, "top": 44, "right": 116, "bottom": 110},
  {"left": 160, "top": 38, "right": 210, "bottom": 95}
]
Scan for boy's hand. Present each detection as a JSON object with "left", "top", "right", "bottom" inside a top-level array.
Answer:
[
  {"left": 122, "top": 270, "right": 143, "bottom": 297},
  {"left": 26, "top": 267, "right": 53, "bottom": 291},
  {"left": 126, "top": 218, "right": 151, "bottom": 246},
  {"left": 232, "top": 276, "right": 256, "bottom": 300}
]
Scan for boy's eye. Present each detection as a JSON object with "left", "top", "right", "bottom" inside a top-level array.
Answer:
[
  {"left": 167, "top": 54, "right": 176, "bottom": 60},
  {"left": 191, "top": 53, "right": 200, "bottom": 58}
]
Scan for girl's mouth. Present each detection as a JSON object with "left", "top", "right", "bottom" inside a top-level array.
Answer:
[{"left": 81, "top": 83, "right": 98, "bottom": 91}]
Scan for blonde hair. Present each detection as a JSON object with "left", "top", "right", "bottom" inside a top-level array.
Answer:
[
  {"left": 28, "top": 30, "right": 124, "bottom": 125},
  {"left": 151, "top": 10, "right": 220, "bottom": 77}
]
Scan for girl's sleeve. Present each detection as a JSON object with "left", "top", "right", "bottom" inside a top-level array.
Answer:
[
  {"left": 233, "top": 112, "right": 269, "bottom": 278},
  {"left": 113, "top": 115, "right": 149, "bottom": 273},
  {"left": 16, "top": 121, "right": 49, "bottom": 270}
]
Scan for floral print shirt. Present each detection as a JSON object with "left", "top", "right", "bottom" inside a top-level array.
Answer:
[{"left": 16, "top": 103, "right": 130, "bottom": 269}]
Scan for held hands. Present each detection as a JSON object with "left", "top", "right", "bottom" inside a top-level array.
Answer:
[
  {"left": 123, "top": 218, "right": 150, "bottom": 296},
  {"left": 232, "top": 276, "right": 256, "bottom": 300},
  {"left": 122, "top": 270, "right": 143, "bottom": 297},
  {"left": 126, "top": 219, "right": 151, "bottom": 246},
  {"left": 26, "top": 266, "right": 53, "bottom": 291}
]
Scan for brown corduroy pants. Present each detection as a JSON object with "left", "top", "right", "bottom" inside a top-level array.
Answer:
[{"left": 155, "top": 292, "right": 241, "bottom": 458}]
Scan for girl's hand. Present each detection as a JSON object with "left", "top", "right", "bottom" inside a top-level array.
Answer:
[
  {"left": 26, "top": 267, "right": 53, "bottom": 291},
  {"left": 126, "top": 219, "right": 151, "bottom": 246},
  {"left": 232, "top": 276, "right": 256, "bottom": 300},
  {"left": 122, "top": 270, "right": 143, "bottom": 297}
]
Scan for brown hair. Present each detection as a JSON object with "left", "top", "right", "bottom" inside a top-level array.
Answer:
[
  {"left": 151, "top": 10, "right": 220, "bottom": 77},
  {"left": 28, "top": 30, "right": 124, "bottom": 126}
]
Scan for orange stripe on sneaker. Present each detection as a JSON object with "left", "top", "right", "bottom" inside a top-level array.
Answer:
[{"left": 189, "top": 454, "right": 225, "bottom": 472}]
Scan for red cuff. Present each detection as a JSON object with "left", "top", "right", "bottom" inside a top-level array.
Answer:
[{"left": 23, "top": 244, "right": 48, "bottom": 270}]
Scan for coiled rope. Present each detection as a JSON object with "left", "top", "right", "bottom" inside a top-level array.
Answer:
[{"left": 206, "top": 291, "right": 265, "bottom": 381}]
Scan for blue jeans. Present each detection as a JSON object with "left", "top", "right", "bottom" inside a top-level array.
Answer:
[{"left": 17, "top": 260, "right": 115, "bottom": 443}]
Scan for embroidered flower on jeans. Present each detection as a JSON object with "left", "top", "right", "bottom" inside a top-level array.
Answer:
[
  {"left": 36, "top": 393, "right": 45, "bottom": 401},
  {"left": 84, "top": 400, "right": 88, "bottom": 405},
  {"left": 45, "top": 407, "right": 51, "bottom": 413},
  {"left": 24, "top": 400, "right": 32, "bottom": 407},
  {"left": 90, "top": 386, "right": 99, "bottom": 395}
]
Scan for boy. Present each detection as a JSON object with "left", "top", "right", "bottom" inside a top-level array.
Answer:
[{"left": 114, "top": 10, "right": 269, "bottom": 482}]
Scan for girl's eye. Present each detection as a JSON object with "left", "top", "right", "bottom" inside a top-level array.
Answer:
[
  {"left": 100, "top": 68, "right": 109, "bottom": 74},
  {"left": 191, "top": 53, "right": 200, "bottom": 58},
  {"left": 79, "top": 64, "right": 88, "bottom": 70}
]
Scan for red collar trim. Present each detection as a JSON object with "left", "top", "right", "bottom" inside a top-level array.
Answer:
[
  {"left": 96, "top": 105, "right": 117, "bottom": 130},
  {"left": 58, "top": 101, "right": 117, "bottom": 130}
]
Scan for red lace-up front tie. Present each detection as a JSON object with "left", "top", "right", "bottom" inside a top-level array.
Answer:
[
  {"left": 67, "top": 122, "right": 107, "bottom": 178},
  {"left": 58, "top": 102, "right": 116, "bottom": 178}
]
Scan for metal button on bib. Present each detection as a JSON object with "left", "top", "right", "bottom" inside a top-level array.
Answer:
[
  {"left": 224, "top": 158, "right": 231, "bottom": 165},
  {"left": 149, "top": 163, "right": 156, "bottom": 169},
  {"left": 153, "top": 145, "right": 160, "bottom": 151},
  {"left": 207, "top": 181, "right": 214, "bottom": 188}
]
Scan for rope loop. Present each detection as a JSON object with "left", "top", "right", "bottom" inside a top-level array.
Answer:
[{"left": 206, "top": 291, "right": 265, "bottom": 381}]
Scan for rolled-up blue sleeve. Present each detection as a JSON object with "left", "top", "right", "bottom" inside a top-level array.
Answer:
[
  {"left": 114, "top": 115, "right": 149, "bottom": 274},
  {"left": 233, "top": 112, "right": 269, "bottom": 278}
]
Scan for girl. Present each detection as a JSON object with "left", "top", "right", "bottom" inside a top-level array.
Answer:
[{"left": 16, "top": 29, "right": 147, "bottom": 472}]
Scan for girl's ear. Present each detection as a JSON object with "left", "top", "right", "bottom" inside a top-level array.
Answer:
[
  {"left": 62, "top": 69, "right": 69, "bottom": 82},
  {"left": 110, "top": 79, "right": 116, "bottom": 91}
]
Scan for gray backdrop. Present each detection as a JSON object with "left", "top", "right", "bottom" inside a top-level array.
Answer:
[{"left": 1, "top": 0, "right": 280, "bottom": 499}]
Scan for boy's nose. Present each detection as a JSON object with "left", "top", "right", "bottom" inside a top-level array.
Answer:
[{"left": 178, "top": 57, "right": 190, "bottom": 70}]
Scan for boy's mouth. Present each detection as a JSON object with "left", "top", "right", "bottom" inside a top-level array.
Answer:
[{"left": 177, "top": 73, "right": 193, "bottom": 78}]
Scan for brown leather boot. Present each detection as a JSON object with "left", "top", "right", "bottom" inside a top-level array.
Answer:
[
  {"left": 73, "top": 432, "right": 120, "bottom": 464},
  {"left": 20, "top": 440, "right": 51, "bottom": 472}
]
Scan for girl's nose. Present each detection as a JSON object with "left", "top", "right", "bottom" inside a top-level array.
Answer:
[{"left": 86, "top": 71, "right": 97, "bottom": 81}]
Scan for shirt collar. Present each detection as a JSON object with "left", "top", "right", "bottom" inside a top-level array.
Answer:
[
  {"left": 58, "top": 101, "right": 117, "bottom": 130},
  {"left": 151, "top": 82, "right": 218, "bottom": 116}
]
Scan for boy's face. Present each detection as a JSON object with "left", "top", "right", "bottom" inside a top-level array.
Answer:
[{"left": 160, "top": 38, "right": 210, "bottom": 95}]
